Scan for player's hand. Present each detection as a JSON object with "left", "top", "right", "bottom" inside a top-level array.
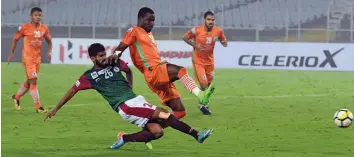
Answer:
[
  {"left": 46, "top": 52, "right": 52, "bottom": 61},
  {"left": 106, "top": 54, "right": 120, "bottom": 65},
  {"left": 7, "top": 53, "right": 14, "bottom": 64},
  {"left": 44, "top": 109, "right": 58, "bottom": 121},
  {"left": 194, "top": 44, "right": 205, "bottom": 51},
  {"left": 221, "top": 40, "right": 228, "bottom": 47}
]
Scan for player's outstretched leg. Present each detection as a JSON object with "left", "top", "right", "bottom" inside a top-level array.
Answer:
[
  {"left": 162, "top": 112, "right": 213, "bottom": 143},
  {"left": 12, "top": 81, "right": 30, "bottom": 110},
  {"left": 110, "top": 130, "right": 160, "bottom": 149},
  {"left": 154, "top": 107, "right": 213, "bottom": 143},
  {"left": 166, "top": 63, "right": 215, "bottom": 105},
  {"left": 111, "top": 106, "right": 213, "bottom": 149},
  {"left": 111, "top": 122, "right": 164, "bottom": 149}
]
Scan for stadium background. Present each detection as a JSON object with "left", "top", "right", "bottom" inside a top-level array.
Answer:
[
  {"left": 1, "top": 1, "right": 354, "bottom": 157},
  {"left": 1, "top": 0, "right": 353, "bottom": 63}
]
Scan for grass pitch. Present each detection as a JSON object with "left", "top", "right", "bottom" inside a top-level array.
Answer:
[{"left": 1, "top": 62, "right": 354, "bottom": 157}]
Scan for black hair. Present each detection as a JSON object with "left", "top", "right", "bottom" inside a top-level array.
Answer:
[
  {"left": 31, "top": 7, "right": 42, "bottom": 15},
  {"left": 88, "top": 43, "right": 105, "bottom": 57},
  {"left": 204, "top": 11, "right": 215, "bottom": 19},
  {"left": 138, "top": 7, "right": 154, "bottom": 19}
]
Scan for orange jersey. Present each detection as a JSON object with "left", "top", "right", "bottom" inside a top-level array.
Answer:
[
  {"left": 14, "top": 23, "right": 51, "bottom": 63},
  {"left": 184, "top": 26, "right": 226, "bottom": 65},
  {"left": 121, "top": 26, "right": 162, "bottom": 74}
]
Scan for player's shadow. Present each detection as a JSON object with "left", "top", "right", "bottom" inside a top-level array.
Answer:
[
  {"left": 70, "top": 146, "right": 166, "bottom": 157},
  {"left": 71, "top": 150, "right": 164, "bottom": 157}
]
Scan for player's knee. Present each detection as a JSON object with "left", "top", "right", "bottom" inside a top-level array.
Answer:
[
  {"left": 165, "top": 98, "right": 186, "bottom": 111},
  {"left": 200, "top": 84, "right": 209, "bottom": 91},
  {"left": 146, "top": 123, "right": 164, "bottom": 138},
  {"left": 172, "top": 111, "right": 187, "bottom": 119},
  {"left": 28, "top": 78, "right": 37, "bottom": 85},
  {"left": 152, "top": 128, "right": 164, "bottom": 138}
]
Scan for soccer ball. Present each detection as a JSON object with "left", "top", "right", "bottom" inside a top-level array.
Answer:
[{"left": 333, "top": 109, "right": 353, "bottom": 128}]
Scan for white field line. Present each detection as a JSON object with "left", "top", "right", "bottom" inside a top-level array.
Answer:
[{"left": 2, "top": 93, "right": 351, "bottom": 111}]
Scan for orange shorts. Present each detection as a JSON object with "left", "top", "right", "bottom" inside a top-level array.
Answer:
[
  {"left": 193, "top": 64, "right": 214, "bottom": 85},
  {"left": 144, "top": 63, "right": 180, "bottom": 104},
  {"left": 22, "top": 62, "right": 40, "bottom": 79}
]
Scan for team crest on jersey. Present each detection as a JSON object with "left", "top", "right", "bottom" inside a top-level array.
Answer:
[
  {"left": 32, "top": 72, "right": 38, "bottom": 76},
  {"left": 202, "top": 74, "right": 207, "bottom": 80},
  {"left": 91, "top": 71, "right": 98, "bottom": 79},
  {"left": 113, "top": 67, "right": 120, "bottom": 72}
]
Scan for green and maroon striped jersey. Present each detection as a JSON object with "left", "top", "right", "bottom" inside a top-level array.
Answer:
[{"left": 72, "top": 60, "right": 136, "bottom": 112}]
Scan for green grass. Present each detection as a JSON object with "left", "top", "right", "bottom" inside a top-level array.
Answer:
[{"left": 2, "top": 62, "right": 354, "bottom": 157}]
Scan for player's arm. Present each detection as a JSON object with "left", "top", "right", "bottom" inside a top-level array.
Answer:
[
  {"left": 44, "top": 26, "right": 52, "bottom": 61},
  {"left": 182, "top": 28, "right": 197, "bottom": 47},
  {"left": 44, "top": 74, "right": 92, "bottom": 120},
  {"left": 119, "top": 60, "right": 133, "bottom": 88},
  {"left": 8, "top": 25, "right": 24, "bottom": 63},
  {"left": 219, "top": 29, "right": 228, "bottom": 47},
  {"left": 182, "top": 28, "right": 204, "bottom": 51},
  {"left": 108, "top": 27, "right": 136, "bottom": 64},
  {"left": 44, "top": 88, "right": 78, "bottom": 120}
]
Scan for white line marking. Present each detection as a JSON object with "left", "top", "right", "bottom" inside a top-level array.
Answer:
[{"left": 2, "top": 94, "right": 351, "bottom": 111}]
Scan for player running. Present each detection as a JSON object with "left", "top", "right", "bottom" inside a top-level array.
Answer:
[
  {"left": 182, "top": 11, "right": 228, "bottom": 115},
  {"left": 44, "top": 43, "right": 213, "bottom": 149},
  {"left": 8, "top": 7, "right": 52, "bottom": 113},
  {"left": 107, "top": 7, "right": 215, "bottom": 119}
]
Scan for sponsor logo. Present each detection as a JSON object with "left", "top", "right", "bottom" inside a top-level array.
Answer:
[
  {"left": 159, "top": 51, "right": 192, "bottom": 59},
  {"left": 59, "top": 40, "right": 118, "bottom": 63},
  {"left": 91, "top": 72, "right": 98, "bottom": 79},
  {"left": 238, "top": 48, "right": 344, "bottom": 68}
]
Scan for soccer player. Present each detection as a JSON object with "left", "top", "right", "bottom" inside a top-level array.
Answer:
[
  {"left": 107, "top": 7, "right": 215, "bottom": 119},
  {"left": 44, "top": 43, "right": 213, "bottom": 149},
  {"left": 8, "top": 7, "right": 52, "bottom": 113},
  {"left": 182, "top": 11, "right": 228, "bottom": 115}
]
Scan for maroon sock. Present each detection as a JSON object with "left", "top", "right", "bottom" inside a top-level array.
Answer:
[
  {"left": 164, "top": 115, "right": 199, "bottom": 139},
  {"left": 122, "top": 130, "right": 156, "bottom": 142}
]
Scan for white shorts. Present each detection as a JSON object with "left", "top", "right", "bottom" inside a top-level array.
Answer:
[{"left": 118, "top": 95, "right": 157, "bottom": 128}]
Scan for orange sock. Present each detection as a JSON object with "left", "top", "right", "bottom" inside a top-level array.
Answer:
[
  {"left": 14, "top": 82, "right": 29, "bottom": 100},
  {"left": 35, "top": 102, "right": 42, "bottom": 109},
  {"left": 29, "top": 84, "right": 41, "bottom": 109},
  {"left": 172, "top": 111, "right": 187, "bottom": 119}
]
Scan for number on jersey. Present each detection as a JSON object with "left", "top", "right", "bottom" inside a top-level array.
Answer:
[
  {"left": 143, "top": 103, "right": 153, "bottom": 108},
  {"left": 206, "top": 37, "right": 212, "bottom": 44},
  {"left": 34, "top": 31, "right": 41, "bottom": 38},
  {"left": 104, "top": 70, "right": 113, "bottom": 79}
]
